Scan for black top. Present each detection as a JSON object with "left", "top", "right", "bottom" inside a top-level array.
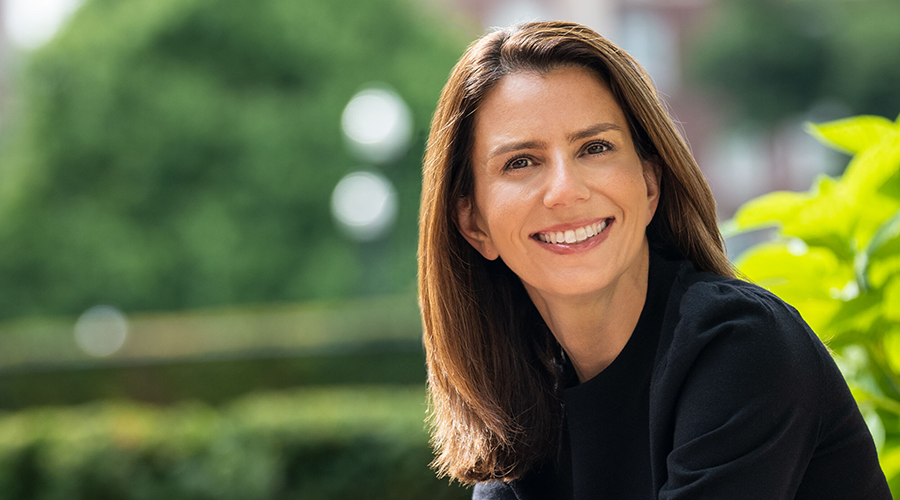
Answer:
[{"left": 473, "top": 253, "right": 891, "bottom": 500}]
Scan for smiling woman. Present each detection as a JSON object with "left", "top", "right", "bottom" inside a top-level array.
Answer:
[{"left": 418, "top": 21, "right": 891, "bottom": 499}]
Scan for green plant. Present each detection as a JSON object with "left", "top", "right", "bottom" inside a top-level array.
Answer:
[
  {"left": 0, "top": 386, "right": 469, "bottom": 500},
  {"left": 724, "top": 113, "right": 900, "bottom": 490}
]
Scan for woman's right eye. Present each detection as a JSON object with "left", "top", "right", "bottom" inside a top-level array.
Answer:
[{"left": 505, "top": 157, "right": 533, "bottom": 170}]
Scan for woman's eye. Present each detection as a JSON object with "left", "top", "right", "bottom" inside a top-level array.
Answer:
[
  {"left": 586, "top": 142, "right": 611, "bottom": 155},
  {"left": 505, "top": 157, "right": 533, "bottom": 170}
]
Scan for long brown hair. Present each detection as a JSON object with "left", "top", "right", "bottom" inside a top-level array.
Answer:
[{"left": 418, "top": 21, "right": 733, "bottom": 484}]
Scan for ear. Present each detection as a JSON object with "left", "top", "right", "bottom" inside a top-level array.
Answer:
[
  {"left": 455, "top": 197, "right": 500, "bottom": 261},
  {"left": 642, "top": 161, "right": 661, "bottom": 226}
]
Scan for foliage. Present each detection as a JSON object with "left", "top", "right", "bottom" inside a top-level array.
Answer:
[
  {"left": 688, "top": 0, "right": 900, "bottom": 125},
  {"left": 0, "top": 0, "right": 467, "bottom": 321},
  {"left": 725, "top": 113, "right": 900, "bottom": 490},
  {"left": 0, "top": 386, "right": 469, "bottom": 500}
]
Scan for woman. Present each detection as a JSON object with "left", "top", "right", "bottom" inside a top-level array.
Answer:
[{"left": 418, "top": 21, "right": 890, "bottom": 499}]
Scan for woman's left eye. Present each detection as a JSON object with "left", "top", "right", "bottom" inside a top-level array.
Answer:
[{"left": 585, "top": 142, "right": 611, "bottom": 155}]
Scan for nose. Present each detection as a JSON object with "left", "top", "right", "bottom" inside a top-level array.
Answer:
[{"left": 542, "top": 155, "right": 590, "bottom": 208}]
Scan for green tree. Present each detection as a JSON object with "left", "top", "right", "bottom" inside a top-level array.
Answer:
[
  {"left": 688, "top": 0, "right": 900, "bottom": 125},
  {"left": 0, "top": 0, "right": 467, "bottom": 319},
  {"left": 726, "top": 113, "right": 900, "bottom": 491}
]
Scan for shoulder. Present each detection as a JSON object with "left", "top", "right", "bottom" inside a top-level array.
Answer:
[
  {"left": 648, "top": 261, "right": 888, "bottom": 498},
  {"left": 674, "top": 267, "right": 810, "bottom": 341},
  {"left": 666, "top": 265, "right": 828, "bottom": 368},
  {"left": 653, "top": 264, "right": 833, "bottom": 418}
]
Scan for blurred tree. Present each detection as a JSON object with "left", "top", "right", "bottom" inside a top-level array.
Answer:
[
  {"left": 0, "top": 0, "right": 467, "bottom": 320},
  {"left": 688, "top": 0, "right": 900, "bottom": 125}
]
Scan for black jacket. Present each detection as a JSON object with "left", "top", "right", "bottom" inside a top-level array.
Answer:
[{"left": 474, "top": 255, "right": 891, "bottom": 499}]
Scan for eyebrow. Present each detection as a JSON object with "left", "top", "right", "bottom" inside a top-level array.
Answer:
[
  {"left": 487, "top": 140, "right": 548, "bottom": 160},
  {"left": 566, "top": 122, "right": 624, "bottom": 142},
  {"left": 487, "top": 122, "right": 625, "bottom": 160}
]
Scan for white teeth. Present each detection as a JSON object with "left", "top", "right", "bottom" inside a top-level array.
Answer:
[{"left": 537, "top": 219, "right": 610, "bottom": 245}]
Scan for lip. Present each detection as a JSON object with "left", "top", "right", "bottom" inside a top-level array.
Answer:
[
  {"left": 532, "top": 217, "right": 610, "bottom": 235},
  {"left": 531, "top": 217, "right": 614, "bottom": 255}
]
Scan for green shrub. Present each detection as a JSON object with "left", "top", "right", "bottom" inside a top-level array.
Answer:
[
  {"left": 725, "top": 113, "right": 900, "bottom": 491},
  {"left": 0, "top": 386, "right": 468, "bottom": 500}
]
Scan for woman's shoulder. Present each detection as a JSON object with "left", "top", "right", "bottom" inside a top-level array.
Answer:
[
  {"left": 666, "top": 262, "right": 822, "bottom": 354},
  {"left": 653, "top": 260, "right": 834, "bottom": 402}
]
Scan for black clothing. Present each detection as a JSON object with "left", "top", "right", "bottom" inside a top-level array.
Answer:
[{"left": 473, "top": 254, "right": 891, "bottom": 499}]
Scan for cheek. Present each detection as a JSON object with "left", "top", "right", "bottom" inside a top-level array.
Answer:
[{"left": 478, "top": 183, "right": 530, "bottom": 224}]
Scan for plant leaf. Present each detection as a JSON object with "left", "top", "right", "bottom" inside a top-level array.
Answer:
[
  {"left": 730, "top": 190, "right": 811, "bottom": 232},
  {"left": 825, "top": 291, "right": 884, "bottom": 347},
  {"left": 878, "top": 445, "right": 900, "bottom": 484},
  {"left": 885, "top": 278, "right": 900, "bottom": 323},
  {"left": 736, "top": 241, "right": 851, "bottom": 332},
  {"left": 858, "top": 208, "right": 900, "bottom": 289},
  {"left": 842, "top": 133, "right": 900, "bottom": 198},
  {"left": 867, "top": 208, "right": 900, "bottom": 258},
  {"left": 807, "top": 115, "right": 895, "bottom": 155}
]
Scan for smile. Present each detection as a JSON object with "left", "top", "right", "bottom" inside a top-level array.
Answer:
[{"left": 534, "top": 218, "right": 612, "bottom": 245}]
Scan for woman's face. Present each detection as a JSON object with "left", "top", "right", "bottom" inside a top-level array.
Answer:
[{"left": 457, "top": 65, "right": 660, "bottom": 303}]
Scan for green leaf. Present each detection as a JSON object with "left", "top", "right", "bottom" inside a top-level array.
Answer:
[
  {"left": 849, "top": 385, "right": 900, "bottom": 416},
  {"left": 882, "top": 328, "right": 900, "bottom": 377},
  {"left": 870, "top": 254, "right": 900, "bottom": 291},
  {"left": 885, "top": 278, "right": 900, "bottom": 323},
  {"left": 735, "top": 241, "right": 851, "bottom": 332},
  {"left": 730, "top": 190, "right": 811, "bottom": 232},
  {"left": 868, "top": 208, "right": 900, "bottom": 258},
  {"left": 807, "top": 115, "right": 895, "bottom": 155},
  {"left": 780, "top": 177, "right": 857, "bottom": 259},
  {"left": 842, "top": 134, "right": 900, "bottom": 198},
  {"left": 878, "top": 445, "right": 900, "bottom": 484},
  {"left": 729, "top": 175, "right": 857, "bottom": 259},
  {"left": 824, "top": 291, "right": 884, "bottom": 347},
  {"left": 859, "top": 209, "right": 900, "bottom": 288},
  {"left": 851, "top": 195, "right": 900, "bottom": 252}
]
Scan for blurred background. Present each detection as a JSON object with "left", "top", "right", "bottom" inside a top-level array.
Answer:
[{"left": 0, "top": 0, "right": 898, "bottom": 498}]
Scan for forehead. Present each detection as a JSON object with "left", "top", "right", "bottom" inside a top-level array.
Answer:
[{"left": 472, "top": 66, "right": 629, "bottom": 147}]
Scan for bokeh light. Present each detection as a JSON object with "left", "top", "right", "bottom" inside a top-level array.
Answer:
[
  {"left": 3, "top": 0, "right": 83, "bottom": 50},
  {"left": 73, "top": 305, "right": 129, "bottom": 357},
  {"left": 341, "top": 86, "right": 412, "bottom": 164},
  {"left": 330, "top": 171, "right": 398, "bottom": 242}
]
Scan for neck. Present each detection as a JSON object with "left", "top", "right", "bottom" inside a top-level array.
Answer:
[{"left": 527, "top": 245, "right": 651, "bottom": 383}]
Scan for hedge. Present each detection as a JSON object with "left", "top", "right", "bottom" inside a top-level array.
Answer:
[{"left": 0, "top": 385, "right": 469, "bottom": 500}]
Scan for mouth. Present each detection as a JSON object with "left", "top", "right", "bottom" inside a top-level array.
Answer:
[{"left": 532, "top": 218, "right": 613, "bottom": 245}]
